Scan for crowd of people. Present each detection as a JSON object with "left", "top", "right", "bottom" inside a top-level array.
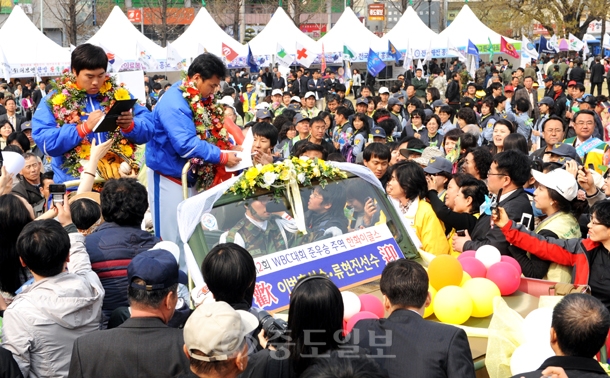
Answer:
[{"left": 1, "top": 41, "right": 610, "bottom": 377}]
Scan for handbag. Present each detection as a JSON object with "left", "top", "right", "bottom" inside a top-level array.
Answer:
[{"left": 548, "top": 283, "right": 591, "bottom": 296}]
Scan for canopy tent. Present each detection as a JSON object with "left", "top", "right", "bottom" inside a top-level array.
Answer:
[
  {"left": 248, "top": 7, "right": 319, "bottom": 67},
  {"left": 438, "top": 5, "right": 520, "bottom": 62},
  {"left": 170, "top": 8, "right": 247, "bottom": 68},
  {"left": 317, "top": 7, "right": 383, "bottom": 63},
  {"left": 87, "top": 6, "right": 167, "bottom": 70},
  {"left": 0, "top": 6, "right": 70, "bottom": 78},
  {"left": 381, "top": 7, "right": 438, "bottom": 60}
]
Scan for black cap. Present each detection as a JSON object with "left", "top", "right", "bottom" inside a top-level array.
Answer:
[{"left": 128, "top": 249, "right": 188, "bottom": 291}]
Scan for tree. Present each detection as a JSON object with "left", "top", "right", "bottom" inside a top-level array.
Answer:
[
  {"left": 386, "top": 0, "right": 426, "bottom": 15},
  {"left": 280, "top": 0, "right": 329, "bottom": 28},
  {"left": 207, "top": 0, "right": 244, "bottom": 42},
  {"left": 44, "top": 0, "right": 94, "bottom": 46},
  {"left": 136, "top": 0, "right": 190, "bottom": 46}
]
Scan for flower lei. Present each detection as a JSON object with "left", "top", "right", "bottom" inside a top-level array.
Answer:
[
  {"left": 179, "top": 78, "right": 233, "bottom": 191},
  {"left": 47, "top": 71, "right": 136, "bottom": 177}
]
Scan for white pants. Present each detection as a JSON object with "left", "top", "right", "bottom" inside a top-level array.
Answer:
[{"left": 315, "top": 98, "right": 325, "bottom": 111}]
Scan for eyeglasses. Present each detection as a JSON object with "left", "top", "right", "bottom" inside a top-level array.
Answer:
[
  {"left": 590, "top": 219, "right": 608, "bottom": 227},
  {"left": 575, "top": 121, "right": 595, "bottom": 126},
  {"left": 487, "top": 172, "right": 507, "bottom": 177}
]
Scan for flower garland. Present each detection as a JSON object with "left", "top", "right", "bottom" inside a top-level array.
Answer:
[
  {"left": 179, "top": 78, "right": 233, "bottom": 191},
  {"left": 47, "top": 71, "right": 136, "bottom": 177}
]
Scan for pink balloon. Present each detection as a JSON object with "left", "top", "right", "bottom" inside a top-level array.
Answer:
[
  {"left": 359, "top": 294, "right": 385, "bottom": 318},
  {"left": 459, "top": 257, "right": 487, "bottom": 278},
  {"left": 458, "top": 250, "right": 477, "bottom": 261},
  {"left": 486, "top": 262, "right": 520, "bottom": 296},
  {"left": 500, "top": 255, "right": 522, "bottom": 276},
  {"left": 345, "top": 311, "right": 379, "bottom": 334}
]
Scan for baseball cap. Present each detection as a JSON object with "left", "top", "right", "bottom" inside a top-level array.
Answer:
[
  {"left": 218, "top": 96, "right": 235, "bottom": 106},
  {"left": 255, "top": 102, "right": 269, "bottom": 110},
  {"left": 379, "top": 87, "right": 390, "bottom": 94},
  {"left": 413, "top": 147, "right": 443, "bottom": 167},
  {"left": 423, "top": 156, "right": 453, "bottom": 175},
  {"left": 532, "top": 82, "right": 539, "bottom": 88},
  {"left": 287, "top": 103, "right": 301, "bottom": 111},
  {"left": 545, "top": 143, "right": 580, "bottom": 161},
  {"left": 576, "top": 95, "right": 597, "bottom": 106},
  {"left": 128, "top": 249, "right": 188, "bottom": 291},
  {"left": 568, "top": 80, "right": 577, "bottom": 87},
  {"left": 466, "top": 82, "right": 477, "bottom": 89},
  {"left": 304, "top": 91, "right": 316, "bottom": 99},
  {"left": 271, "top": 89, "right": 283, "bottom": 96},
  {"left": 432, "top": 99, "right": 445, "bottom": 108},
  {"left": 184, "top": 301, "right": 258, "bottom": 362},
  {"left": 256, "top": 108, "right": 272, "bottom": 119},
  {"left": 371, "top": 127, "right": 386, "bottom": 139},
  {"left": 531, "top": 168, "right": 578, "bottom": 201},
  {"left": 543, "top": 77, "right": 554, "bottom": 82},
  {"left": 538, "top": 97, "right": 554, "bottom": 106},
  {"left": 504, "top": 85, "right": 515, "bottom": 93},
  {"left": 246, "top": 83, "right": 253, "bottom": 88},
  {"left": 388, "top": 97, "right": 401, "bottom": 107},
  {"left": 294, "top": 113, "right": 310, "bottom": 124},
  {"left": 356, "top": 97, "right": 369, "bottom": 105},
  {"left": 20, "top": 121, "right": 32, "bottom": 131},
  {"left": 290, "top": 96, "right": 301, "bottom": 103},
  {"left": 553, "top": 81, "right": 564, "bottom": 88},
  {"left": 392, "top": 92, "right": 405, "bottom": 99}
]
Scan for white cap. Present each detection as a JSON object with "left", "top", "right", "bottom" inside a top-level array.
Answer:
[
  {"left": 184, "top": 301, "right": 258, "bottom": 362},
  {"left": 379, "top": 87, "right": 390, "bottom": 94},
  {"left": 255, "top": 102, "right": 270, "bottom": 110},
  {"left": 272, "top": 89, "right": 283, "bottom": 96},
  {"left": 304, "top": 91, "right": 316, "bottom": 99},
  {"left": 531, "top": 168, "right": 578, "bottom": 201},
  {"left": 290, "top": 96, "right": 301, "bottom": 103},
  {"left": 217, "top": 96, "right": 235, "bottom": 107}
]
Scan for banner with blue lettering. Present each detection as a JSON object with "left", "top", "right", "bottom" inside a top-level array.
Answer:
[{"left": 251, "top": 224, "right": 404, "bottom": 312}]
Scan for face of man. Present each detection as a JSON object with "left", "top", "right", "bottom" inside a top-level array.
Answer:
[
  {"left": 356, "top": 104, "right": 367, "bottom": 113},
  {"left": 5, "top": 99, "right": 15, "bottom": 114},
  {"left": 41, "top": 178, "right": 54, "bottom": 200},
  {"left": 545, "top": 81, "right": 552, "bottom": 89},
  {"left": 23, "top": 129, "right": 33, "bottom": 144},
  {"left": 283, "top": 94, "right": 291, "bottom": 106},
  {"left": 406, "top": 86, "right": 415, "bottom": 97},
  {"left": 296, "top": 120, "right": 310, "bottom": 137},
  {"left": 252, "top": 134, "right": 272, "bottom": 155},
  {"left": 327, "top": 100, "right": 338, "bottom": 113},
  {"left": 416, "top": 70, "right": 422, "bottom": 78},
  {"left": 380, "top": 93, "right": 389, "bottom": 102},
  {"left": 313, "top": 71, "right": 320, "bottom": 80},
  {"left": 272, "top": 94, "right": 282, "bottom": 104},
  {"left": 492, "top": 87, "right": 501, "bottom": 97},
  {"left": 487, "top": 162, "right": 507, "bottom": 195},
  {"left": 524, "top": 77, "right": 533, "bottom": 90},
  {"left": 574, "top": 113, "right": 595, "bottom": 140},
  {"left": 40, "top": 83, "right": 46, "bottom": 91},
  {"left": 467, "top": 86, "right": 476, "bottom": 96},
  {"left": 360, "top": 87, "right": 371, "bottom": 98},
  {"left": 73, "top": 68, "right": 106, "bottom": 95},
  {"left": 192, "top": 73, "right": 220, "bottom": 98},
  {"left": 363, "top": 156, "right": 389, "bottom": 179},
  {"left": 511, "top": 77, "right": 520, "bottom": 87},
  {"left": 306, "top": 96, "right": 316, "bottom": 109},
  {"left": 307, "top": 188, "right": 330, "bottom": 213},
  {"left": 21, "top": 156, "right": 41, "bottom": 184},
  {"left": 309, "top": 120, "right": 326, "bottom": 143},
  {"left": 246, "top": 198, "right": 271, "bottom": 222},
  {"left": 542, "top": 119, "right": 564, "bottom": 146}
]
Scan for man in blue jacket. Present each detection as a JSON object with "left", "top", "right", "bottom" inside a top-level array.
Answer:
[
  {"left": 146, "top": 53, "right": 241, "bottom": 252},
  {"left": 32, "top": 44, "right": 154, "bottom": 184}
]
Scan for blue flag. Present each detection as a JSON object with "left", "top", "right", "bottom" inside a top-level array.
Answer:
[
  {"left": 388, "top": 40, "right": 401, "bottom": 64},
  {"left": 467, "top": 40, "right": 479, "bottom": 58},
  {"left": 367, "top": 49, "right": 385, "bottom": 77},
  {"left": 246, "top": 44, "right": 258, "bottom": 72},
  {"left": 538, "top": 37, "right": 555, "bottom": 55}
]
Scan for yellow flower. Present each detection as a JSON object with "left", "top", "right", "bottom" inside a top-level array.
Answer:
[
  {"left": 114, "top": 88, "right": 130, "bottom": 101},
  {"left": 244, "top": 167, "right": 259, "bottom": 181},
  {"left": 120, "top": 145, "right": 133, "bottom": 157},
  {"left": 78, "top": 143, "right": 91, "bottom": 159},
  {"left": 52, "top": 94, "right": 67, "bottom": 106},
  {"left": 99, "top": 81, "right": 112, "bottom": 94},
  {"left": 261, "top": 164, "right": 274, "bottom": 174}
]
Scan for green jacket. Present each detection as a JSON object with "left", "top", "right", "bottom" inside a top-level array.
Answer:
[{"left": 412, "top": 77, "right": 428, "bottom": 98}]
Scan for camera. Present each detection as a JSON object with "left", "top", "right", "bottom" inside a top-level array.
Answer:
[
  {"left": 251, "top": 308, "right": 288, "bottom": 345},
  {"left": 49, "top": 184, "right": 67, "bottom": 206}
]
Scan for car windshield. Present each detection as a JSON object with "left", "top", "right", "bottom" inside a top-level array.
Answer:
[{"left": 200, "top": 176, "right": 400, "bottom": 257}]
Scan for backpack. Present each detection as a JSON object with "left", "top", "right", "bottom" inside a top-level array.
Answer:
[{"left": 340, "top": 142, "right": 356, "bottom": 163}]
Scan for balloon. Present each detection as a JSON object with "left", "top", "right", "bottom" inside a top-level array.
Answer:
[
  {"left": 510, "top": 342, "right": 555, "bottom": 376},
  {"left": 459, "top": 257, "right": 487, "bottom": 278},
  {"left": 475, "top": 245, "right": 502, "bottom": 268},
  {"left": 342, "top": 291, "right": 361, "bottom": 321},
  {"left": 523, "top": 308, "right": 553, "bottom": 344},
  {"left": 462, "top": 278, "right": 501, "bottom": 317},
  {"left": 457, "top": 250, "right": 477, "bottom": 261},
  {"left": 223, "top": 116, "right": 245, "bottom": 145},
  {"left": 428, "top": 255, "right": 463, "bottom": 290},
  {"left": 433, "top": 286, "right": 473, "bottom": 325},
  {"left": 460, "top": 272, "right": 472, "bottom": 286},
  {"left": 486, "top": 262, "right": 521, "bottom": 296},
  {"left": 501, "top": 255, "right": 522, "bottom": 276},
  {"left": 359, "top": 294, "right": 384, "bottom": 319},
  {"left": 423, "top": 285, "right": 437, "bottom": 318},
  {"left": 345, "top": 311, "right": 379, "bottom": 334}
]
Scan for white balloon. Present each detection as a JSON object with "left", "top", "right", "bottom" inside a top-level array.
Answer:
[
  {"left": 1, "top": 151, "right": 25, "bottom": 175},
  {"left": 523, "top": 308, "right": 553, "bottom": 344},
  {"left": 342, "top": 291, "right": 361, "bottom": 321},
  {"left": 510, "top": 342, "right": 554, "bottom": 376},
  {"left": 475, "top": 245, "right": 502, "bottom": 268}
]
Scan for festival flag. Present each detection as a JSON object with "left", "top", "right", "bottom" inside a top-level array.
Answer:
[
  {"left": 500, "top": 36, "right": 520, "bottom": 59},
  {"left": 521, "top": 36, "right": 539, "bottom": 60},
  {"left": 0, "top": 46, "right": 10, "bottom": 82},
  {"left": 321, "top": 43, "right": 327, "bottom": 73},
  {"left": 222, "top": 42, "right": 239, "bottom": 62},
  {"left": 388, "top": 40, "right": 401, "bottom": 64},
  {"left": 548, "top": 35, "right": 560, "bottom": 53},
  {"left": 275, "top": 42, "right": 293, "bottom": 67},
  {"left": 295, "top": 41, "right": 315, "bottom": 68},
  {"left": 487, "top": 37, "right": 494, "bottom": 59},
  {"left": 416, "top": 59, "right": 424, "bottom": 72},
  {"left": 246, "top": 43, "right": 259, "bottom": 72},
  {"left": 467, "top": 40, "right": 479, "bottom": 59},
  {"left": 343, "top": 45, "right": 356, "bottom": 61},
  {"left": 603, "top": 34, "right": 610, "bottom": 50},
  {"left": 367, "top": 48, "right": 385, "bottom": 77},
  {"left": 568, "top": 33, "right": 585, "bottom": 52},
  {"left": 99, "top": 43, "right": 124, "bottom": 73},
  {"left": 538, "top": 37, "right": 555, "bottom": 55},
  {"left": 136, "top": 41, "right": 158, "bottom": 71},
  {"left": 166, "top": 42, "right": 186, "bottom": 71},
  {"left": 402, "top": 37, "right": 413, "bottom": 70},
  {"left": 468, "top": 55, "right": 477, "bottom": 85},
  {"left": 447, "top": 39, "right": 466, "bottom": 63}
]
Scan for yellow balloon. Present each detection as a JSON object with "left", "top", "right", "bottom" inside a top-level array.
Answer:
[
  {"left": 460, "top": 272, "right": 472, "bottom": 287},
  {"left": 461, "top": 278, "right": 501, "bottom": 318},
  {"left": 434, "top": 286, "right": 473, "bottom": 325},
  {"left": 428, "top": 255, "right": 463, "bottom": 290},
  {"left": 423, "top": 285, "right": 437, "bottom": 318}
]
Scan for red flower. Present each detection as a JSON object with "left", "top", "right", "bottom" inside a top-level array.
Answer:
[{"left": 187, "top": 87, "right": 199, "bottom": 96}]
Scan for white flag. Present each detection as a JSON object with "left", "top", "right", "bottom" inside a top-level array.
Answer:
[
  {"left": 548, "top": 35, "right": 560, "bottom": 53},
  {"left": 136, "top": 41, "right": 158, "bottom": 71},
  {"left": 603, "top": 34, "right": 610, "bottom": 50},
  {"left": 295, "top": 41, "right": 315, "bottom": 68},
  {"left": 568, "top": 33, "right": 585, "bottom": 52},
  {"left": 275, "top": 42, "right": 294, "bottom": 67},
  {"left": 447, "top": 39, "right": 467, "bottom": 63},
  {"left": 99, "top": 43, "right": 124, "bottom": 73},
  {"left": 468, "top": 55, "right": 476, "bottom": 82},
  {"left": 0, "top": 46, "right": 10, "bottom": 82},
  {"left": 402, "top": 37, "right": 413, "bottom": 70},
  {"left": 166, "top": 42, "right": 186, "bottom": 71},
  {"left": 424, "top": 40, "right": 432, "bottom": 64},
  {"left": 521, "top": 36, "right": 539, "bottom": 60},
  {"left": 417, "top": 59, "right": 424, "bottom": 72}
]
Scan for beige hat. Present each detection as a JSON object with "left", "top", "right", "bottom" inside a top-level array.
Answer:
[
  {"left": 184, "top": 301, "right": 258, "bottom": 362},
  {"left": 413, "top": 147, "right": 444, "bottom": 167}
]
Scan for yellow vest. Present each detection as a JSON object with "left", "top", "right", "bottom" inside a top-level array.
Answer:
[{"left": 534, "top": 211, "right": 581, "bottom": 283}]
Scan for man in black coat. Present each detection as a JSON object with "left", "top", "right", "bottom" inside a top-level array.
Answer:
[
  {"left": 513, "top": 294, "right": 610, "bottom": 378},
  {"left": 351, "top": 259, "right": 475, "bottom": 378},
  {"left": 445, "top": 72, "right": 461, "bottom": 110},
  {"left": 589, "top": 57, "right": 605, "bottom": 96},
  {"left": 570, "top": 60, "right": 586, "bottom": 85},
  {"left": 454, "top": 150, "right": 534, "bottom": 259},
  {"left": 271, "top": 70, "right": 285, "bottom": 91}
]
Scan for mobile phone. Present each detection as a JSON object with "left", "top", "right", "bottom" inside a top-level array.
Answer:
[
  {"left": 520, "top": 213, "right": 533, "bottom": 229},
  {"left": 49, "top": 184, "right": 66, "bottom": 205},
  {"left": 456, "top": 230, "right": 466, "bottom": 237},
  {"left": 588, "top": 163, "right": 594, "bottom": 171},
  {"left": 491, "top": 188, "right": 503, "bottom": 213}
]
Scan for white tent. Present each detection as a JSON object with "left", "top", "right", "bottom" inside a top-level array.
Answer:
[
  {"left": 0, "top": 6, "right": 70, "bottom": 78},
  {"left": 438, "top": 5, "right": 520, "bottom": 59},
  {"left": 248, "top": 7, "right": 319, "bottom": 67},
  {"left": 87, "top": 6, "right": 166, "bottom": 68},
  {"left": 170, "top": 8, "right": 247, "bottom": 68},
  {"left": 317, "top": 7, "right": 383, "bottom": 62},
  {"left": 381, "top": 7, "right": 439, "bottom": 61}
]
